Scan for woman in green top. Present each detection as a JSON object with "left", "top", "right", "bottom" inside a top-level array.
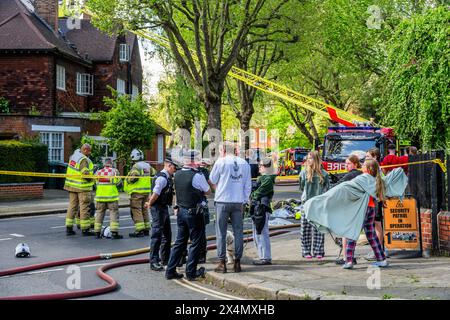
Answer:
[
  {"left": 299, "top": 151, "right": 330, "bottom": 260},
  {"left": 251, "top": 157, "right": 277, "bottom": 265}
]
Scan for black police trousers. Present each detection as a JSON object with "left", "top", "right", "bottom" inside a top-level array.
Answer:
[
  {"left": 166, "top": 207, "right": 204, "bottom": 277},
  {"left": 150, "top": 205, "right": 172, "bottom": 264}
]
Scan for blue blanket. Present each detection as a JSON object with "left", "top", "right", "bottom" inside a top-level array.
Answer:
[{"left": 304, "top": 168, "right": 408, "bottom": 240}]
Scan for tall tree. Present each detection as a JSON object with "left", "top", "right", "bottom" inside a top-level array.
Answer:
[
  {"left": 232, "top": 0, "right": 295, "bottom": 133},
  {"left": 380, "top": 6, "right": 450, "bottom": 149},
  {"left": 87, "top": 0, "right": 278, "bottom": 132}
]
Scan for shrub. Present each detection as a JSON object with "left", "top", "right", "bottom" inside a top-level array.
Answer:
[
  {"left": 0, "top": 140, "right": 48, "bottom": 183},
  {"left": 0, "top": 97, "right": 10, "bottom": 114}
]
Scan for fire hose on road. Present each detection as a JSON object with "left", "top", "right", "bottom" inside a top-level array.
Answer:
[{"left": 0, "top": 224, "right": 300, "bottom": 300}]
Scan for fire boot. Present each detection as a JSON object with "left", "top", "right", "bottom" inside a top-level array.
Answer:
[
  {"left": 129, "top": 230, "right": 145, "bottom": 238},
  {"left": 111, "top": 232, "right": 123, "bottom": 239},
  {"left": 82, "top": 229, "right": 95, "bottom": 236},
  {"left": 95, "top": 232, "right": 101, "bottom": 239},
  {"left": 66, "top": 227, "right": 76, "bottom": 236}
]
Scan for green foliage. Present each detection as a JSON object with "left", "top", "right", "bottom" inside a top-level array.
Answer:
[
  {"left": 79, "top": 135, "right": 105, "bottom": 168},
  {"left": 28, "top": 105, "right": 41, "bottom": 116},
  {"left": 154, "top": 73, "right": 205, "bottom": 133},
  {"left": 0, "top": 97, "right": 10, "bottom": 114},
  {"left": 0, "top": 140, "right": 48, "bottom": 183},
  {"left": 100, "top": 89, "right": 156, "bottom": 163},
  {"left": 380, "top": 7, "right": 450, "bottom": 149},
  {"left": 267, "top": 106, "right": 313, "bottom": 150}
]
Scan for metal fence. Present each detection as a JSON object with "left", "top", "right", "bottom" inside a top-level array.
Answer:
[{"left": 407, "top": 150, "right": 447, "bottom": 251}]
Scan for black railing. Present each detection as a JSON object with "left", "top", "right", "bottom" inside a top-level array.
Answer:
[{"left": 408, "top": 150, "right": 447, "bottom": 251}]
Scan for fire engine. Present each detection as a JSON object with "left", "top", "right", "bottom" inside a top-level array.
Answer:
[
  {"left": 322, "top": 126, "right": 396, "bottom": 173},
  {"left": 278, "top": 147, "right": 310, "bottom": 175}
]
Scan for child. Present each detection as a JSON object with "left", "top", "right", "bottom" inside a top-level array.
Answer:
[
  {"left": 343, "top": 159, "right": 388, "bottom": 269},
  {"left": 250, "top": 157, "right": 277, "bottom": 265},
  {"left": 299, "top": 151, "right": 330, "bottom": 260}
]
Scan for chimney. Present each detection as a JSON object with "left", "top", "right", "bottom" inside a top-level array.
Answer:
[{"left": 34, "top": 0, "right": 59, "bottom": 32}]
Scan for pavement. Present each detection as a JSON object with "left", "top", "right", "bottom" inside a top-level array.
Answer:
[
  {"left": 201, "top": 230, "right": 450, "bottom": 300},
  {"left": 1, "top": 185, "right": 449, "bottom": 300},
  {"left": 0, "top": 189, "right": 131, "bottom": 219}
]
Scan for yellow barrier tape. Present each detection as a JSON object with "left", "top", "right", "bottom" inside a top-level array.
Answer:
[
  {"left": 0, "top": 159, "right": 445, "bottom": 180},
  {"left": 0, "top": 170, "right": 149, "bottom": 180}
]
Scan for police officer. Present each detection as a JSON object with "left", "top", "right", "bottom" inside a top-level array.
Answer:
[
  {"left": 165, "top": 150, "right": 210, "bottom": 281},
  {"left": 64, "top": 144, "right": 95, "bottom": 236},
  {"left": 94, "top": 158, "right": 123, "bottom": 239},
  {"left": 145, "top": 158, "right": 178, "bottom": 271},
  {"left": 125, "top": 149, "right": 154, "bottom": 238}
]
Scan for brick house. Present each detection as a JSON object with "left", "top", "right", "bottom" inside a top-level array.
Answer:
[{"left": 0, "top": 0, "right": 169, "bottom": 173}]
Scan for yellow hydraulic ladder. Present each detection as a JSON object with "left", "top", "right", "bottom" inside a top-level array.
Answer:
[{"left": 131, "top": 29, "right": 370, "bottom": 127}]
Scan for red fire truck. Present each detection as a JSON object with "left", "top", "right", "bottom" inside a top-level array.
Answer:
[
  {"left": 321, "top": 126, "right": 396, "bottom": 173},
  {"left": 278, "top": 147, "right": 310, "bottom": 175}
]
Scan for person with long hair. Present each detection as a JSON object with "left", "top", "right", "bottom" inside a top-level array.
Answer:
[
  {"left": 343, "top": 159, "right": 388, "bottom": 269},
  {"left": 365, "top": 147, "right": 386, "bottom": 260},
  {"left": 334, "top": 154, "right": 363, "bottom": 265},
  {"left": 299, "top": 151, "right": 329, "bottom": 260}
]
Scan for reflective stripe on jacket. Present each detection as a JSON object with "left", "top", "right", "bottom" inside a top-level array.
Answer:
[{"left": 64, "top": 151, "right": 94, "bottom": 192}]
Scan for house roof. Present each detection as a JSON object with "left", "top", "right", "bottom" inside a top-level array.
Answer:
[
  {"left": 0, "top": 0, "right": 89, "bottom": 65},
  {"left": 59, "top": 18, "right": 138, "bottom": 63}
]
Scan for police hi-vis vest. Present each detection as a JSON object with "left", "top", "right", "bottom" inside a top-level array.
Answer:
[
  {"left": 95, "top": 167, "right": 120, "bottom": 202},
  {"left": 124, "top": 161, "right": 152, "bottom": 194},
  {"left": 64, "top": 151, "right": 94, "bottom": 191}
]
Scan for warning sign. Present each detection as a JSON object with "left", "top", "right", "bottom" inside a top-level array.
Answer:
[{"left": 384, "top": 196, "right": 421, "bottom": 251}]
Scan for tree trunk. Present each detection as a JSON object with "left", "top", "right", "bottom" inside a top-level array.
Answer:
[
  {"left": 240, "top": 116, "right": 251, "bottom": 152},
  {"left": 205, "top": 98, "right": 222, "bottom": 132}
]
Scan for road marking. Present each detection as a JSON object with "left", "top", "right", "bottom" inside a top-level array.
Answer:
[
  {"left": 0, "top": 263, "right": 109, "bottom": 279},
  {"left": 174, "top": 279, "right": 231, "bottom": 300},
  {"left": 174, "top": 278, "right": 245, "bottom": 300},
  {"left": 27, "top": 268, "right": 65, "bottom": 275},
  {"left": 10, "top": 234, "right": 25, "bottom": 238},
  {"left": 179, "top": 278, "right": 246, "bottom": 300},
  {"left": 0, "top": 238, "right": 12, "bottom": 241}
]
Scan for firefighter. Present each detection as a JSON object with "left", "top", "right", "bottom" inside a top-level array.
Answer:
[
  {"left": 145, "top": 157, "right": 178, "bottom": 271},
  {"left": 94, "top": 158, "right": 123, "bottom": 239},
  {"left": 125, "top": 149, "right": 154, "bottom": 238},
  {"left": 64, "top": 144, "right": 95, "bottom": 236}
]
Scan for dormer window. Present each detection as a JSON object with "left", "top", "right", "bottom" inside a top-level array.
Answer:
[{"left": 119, "top": 44, "right": 130, "bottom": 62}]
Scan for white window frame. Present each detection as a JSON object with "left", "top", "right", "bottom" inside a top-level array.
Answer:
[
  {"left": 117, "top": 78, "right": 126, "bottom": 95},
  {"left": 85, "top": 136, "right": 117, "bottom": 164},
  {"left": 76, "top": 73, "right": 94, "bottom": 96},
  {"left": 39, "top": 132, "right": 64, "bottom": 163},
  {"left": 56, "top": 65, "right": 66, "bottom": 91},
  {"left": 259, "top": 129, "right": 267, "bottom": 144},
  {"left": 250, "top": 129, "right": 256, "bottom": 144},
  {"left": 132, "top": 84, "right": 139, "bottom": 100},
  {"left": 119, "top": 44, "right": 130, "bottom": 62}
]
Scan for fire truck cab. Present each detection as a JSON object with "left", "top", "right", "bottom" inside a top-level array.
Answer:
[
  {"left": 278, "top": 147, "right": 310, "bottom": 175},
  {"left": 322, "top": 126, "right": 396, "bottom": 173}
]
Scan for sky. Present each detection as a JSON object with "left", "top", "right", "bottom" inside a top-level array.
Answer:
[{"left": 138, "top": 40, "right": 165, "bottom": 98}]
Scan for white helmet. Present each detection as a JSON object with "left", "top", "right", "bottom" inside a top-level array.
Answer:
[
  {"left": 131, "top": 149, "right": 144, "bottom": 161},
  {"left": 101, "top": 226, "right": 112, "bottom": 238},
  {"left": 15, "top": 243, "right": 31, "bottom": 258}
]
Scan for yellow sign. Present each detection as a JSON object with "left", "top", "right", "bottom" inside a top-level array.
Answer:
[{"left": 383, "top": 196, "right": 421, "bottom": 251}]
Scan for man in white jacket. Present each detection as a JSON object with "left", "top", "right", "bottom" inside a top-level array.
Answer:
[{"left": 209, "top": 141, "right": 252, "bottom": 273}]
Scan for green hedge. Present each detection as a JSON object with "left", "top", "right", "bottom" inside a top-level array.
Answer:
[{"left": 0, "top": 140, "right": 48, "bottom": 183}]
